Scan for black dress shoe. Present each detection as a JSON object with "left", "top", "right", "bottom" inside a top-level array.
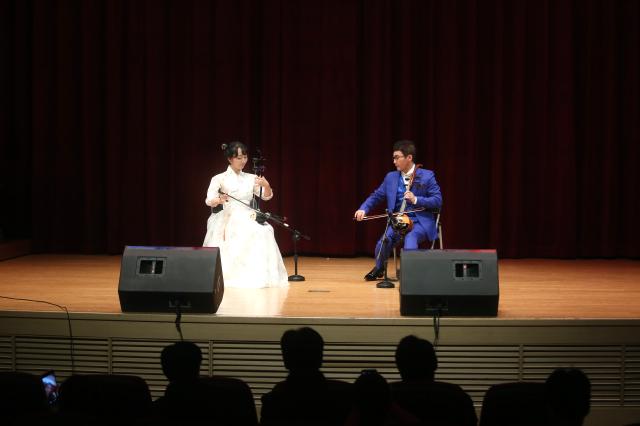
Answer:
[{"left": 364, "top": 266, "right": 385, "bottom": 281}]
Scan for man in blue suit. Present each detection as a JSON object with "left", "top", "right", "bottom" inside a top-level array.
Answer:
[{"left": 355, "top": 140, "right": 442, "bottom": 281}]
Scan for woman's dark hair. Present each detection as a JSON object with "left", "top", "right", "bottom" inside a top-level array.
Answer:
[{"left": 221, "top": 141, "right": 248, "bottom": 158}]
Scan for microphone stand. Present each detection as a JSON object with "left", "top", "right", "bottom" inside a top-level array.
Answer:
[
  {"left": 248, "top": 150, "right": 310, "bottom": 280},
  {"left": 375, "top": 210, "right": 396, "bottom": 289},
  {"left": 219, "top": 190, "right": 311, "bottom": 281},
  {"left": 289, "top": 230, "right": 307, "bottom": 281},
  {"left": 257, "top": 210, "right": 310, "bottom": 282}
]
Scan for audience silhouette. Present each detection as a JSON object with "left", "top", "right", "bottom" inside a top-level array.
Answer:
[
  {"left": 58, "top": 373, "right": 152, "bottom": 425},
  {"left": 545, "top": 368, "right": 591, "bottom": 426},
  {"left": 153, "top": 340, "right": 257, "bottom": 426},
  {"left": 0, "top": 335, "right": 608, "bottom": 426},
  {"left": 480, "top": 367, "right": 592, "bottom": 426},
  {"left": 345, "top": 368, "right": 420, "bottom": 426},
  {"left": 260, "top": 326, "right": 353, "bottom": 426},
  {"left": 390, "top": 335, "right": 477, "bottom": 426},
  {"left": 153, "top": 340, "right": 202, "bottom": 414},
  {"left": 0, "top": 371, "right": 49, "bottom": 425},
  {"left": 479, "top": 381, "right": 548, "bottom": 426},
  {"left": 161, "top": 340, "right": 203, "bottom": 382}
]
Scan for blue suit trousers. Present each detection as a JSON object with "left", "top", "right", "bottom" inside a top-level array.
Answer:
[{"left": 374, "top": 219, "right": 429, "bottom": 270}]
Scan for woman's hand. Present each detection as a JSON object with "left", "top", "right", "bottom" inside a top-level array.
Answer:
[
  {"left": 206, "top": 192, "right": 228, "bottom": 207},
  {"left": 255, "top": 176, "right": 270, "bottom": 189},
  {"left": 255, "top": 176, "right": 273, "bottom": 198}
]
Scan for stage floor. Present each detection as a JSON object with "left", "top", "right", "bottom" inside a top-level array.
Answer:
[
  {"left": 3, "top": 254, "right": 640, "bottom": 426},
  {"left": 1, "top": 255, "right": 639, "bottom": 319}
]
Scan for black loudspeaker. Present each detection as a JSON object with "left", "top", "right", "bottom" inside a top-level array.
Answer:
[
  {"left": 400, "top": 249, "right": 499, "bottom": 316},
  {"left": 118, "top": 246, "right": 224, "bottom": 313}
]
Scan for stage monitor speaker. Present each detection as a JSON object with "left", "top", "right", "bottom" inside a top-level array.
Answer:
[
  {"left": 400, "top": 249, "right": 499, "bottom": 316},
  {"left": 118, "top": 246, "right": 224, "bottom": 314}
]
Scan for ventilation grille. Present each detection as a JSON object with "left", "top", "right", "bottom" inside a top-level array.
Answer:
[
  {"left": 437, "top": 345, "right": 522, "bottom": 404},
  {"left": 624, "top": 346, "right": 640, "bottom": 405},
  {"left": 212, "top": 341, "right": 284, "bottom": 401},
  {"left": 1, "top": 335, "right": 638, "bottom": 406},
  {"left": 0, "top": 336, "right": 14, "bottom": 370},
  {"left": 522, "top": 346, "right": 627, "bottom": 407},
  {"left": 13, "top": 336, "right": 109, "bottom": 379}
]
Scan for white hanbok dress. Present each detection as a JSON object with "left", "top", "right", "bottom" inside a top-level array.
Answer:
[{"left": 203, "top": 166, "right": 289, "bottom": 288}]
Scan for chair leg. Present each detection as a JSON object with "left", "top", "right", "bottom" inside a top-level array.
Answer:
[{"left": 430, "top": 213, "right": 443, "bottom": 250}]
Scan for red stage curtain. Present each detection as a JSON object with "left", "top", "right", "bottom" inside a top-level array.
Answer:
[{"left": 1, "top": 0, "right": 638, "bottom": 258}]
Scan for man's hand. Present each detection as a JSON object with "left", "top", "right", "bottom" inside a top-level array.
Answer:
[
  {"left": 404, "top": 191, "right": 417, "bottom": 205},
  {"left": 354, "top": 210, "right": 366, "bottom": 221}
]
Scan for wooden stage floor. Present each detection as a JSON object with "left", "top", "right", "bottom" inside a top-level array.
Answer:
[{"left": 1, "top": 255, "right": 639, "bottom": 319}]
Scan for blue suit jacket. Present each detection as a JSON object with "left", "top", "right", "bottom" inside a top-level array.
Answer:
[{"left": 359, "top": 168, "right": 443, "bottom": 241}]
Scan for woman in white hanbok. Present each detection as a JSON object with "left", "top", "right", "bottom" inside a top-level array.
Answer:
[{"left": 203, "top": 142, "right": 289, "bottom": 289}]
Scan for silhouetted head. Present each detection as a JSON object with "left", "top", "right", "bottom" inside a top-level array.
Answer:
[
  {"left": 353, "top": 369, "right": 391, "bottom": 422},
  {"left": 161, "top": 341, "right": 203, "bottom": 382},
  {"left": 546, "top": 368, "right": 591, "bottom": 425},
  {"left": 395, "top": 335, "right": 438, "bottom": 381},
  {"left": 280, "top": 327, "right": 324, "bottom": 372}
]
